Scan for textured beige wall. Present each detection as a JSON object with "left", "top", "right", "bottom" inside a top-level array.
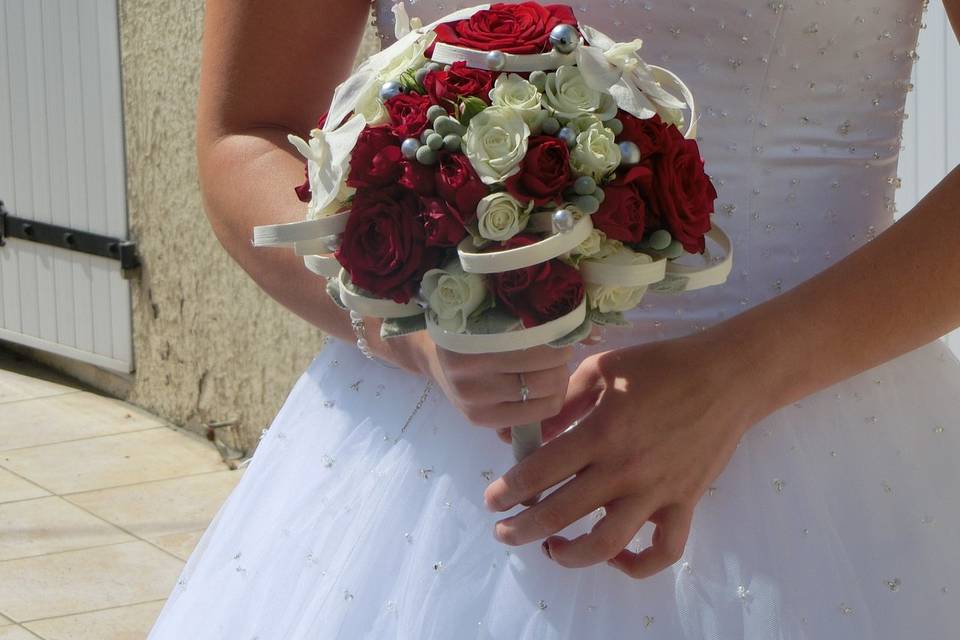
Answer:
[{"left": 117, "top": 1, "right": 380, "bottom": 455}]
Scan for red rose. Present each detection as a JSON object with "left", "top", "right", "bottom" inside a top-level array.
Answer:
[
  {"left": 423, "top": 62, "right": 494, "bottom": 107},
  {"left": 434, "top": 3, "right": 577, "bottom": 55},
  {"left": 295, "top": 166, "right": 312, "bottom": 203},
  {"left": 616, "top": 111, "right": 674, "bottom": 159},
  {"left": 295, "top": 112, "right": 330, "bottom": 202},
  {"left": 385, "top": 93, "right": 432, "bottom": 139},
  {"left": 347, "top": 126, "right": 404, "bottom": 189},
  {"left": 489, "top": 234, "right": 585, "bottom": 328},
  {"left": 335, "top": 188, "right": 441, "bottom": 303},
  {"left": 505, "top": 135, "right": 575, "bottom": 206},
  {"left": 420, "top": 197, "right": 468, "bottom": 248},
  {"left": 436, "top": 151, "right": 488, "bottom": 224},
  {"left": 592, "top": 181, "right": 649, "bottom": 243},
  {"left": 645, "top": 135, "right": 717, "bottom": 253},
  {"left": 399, "top": 159, "right": 436, "bottom": 196}
]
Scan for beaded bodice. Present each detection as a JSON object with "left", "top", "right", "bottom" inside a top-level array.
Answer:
[{"left": 374, "top": 0, "right": 926, "bottom": 339}]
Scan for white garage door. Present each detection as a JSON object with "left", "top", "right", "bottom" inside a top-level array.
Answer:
[
  {"left": 0, "top": 0, "right": 134, "bottom": 373},
  {"left": 897, "top": 1, "right": 960, "bottom": 354}
]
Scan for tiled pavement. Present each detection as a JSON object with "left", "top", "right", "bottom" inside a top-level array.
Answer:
[{"left": 0, "top": 349, "right": 244, "bottom": 639}]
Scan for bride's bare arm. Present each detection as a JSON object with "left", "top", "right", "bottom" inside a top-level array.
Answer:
[{"left": 197, "top": 0, "right": 576, "bottom": 429}]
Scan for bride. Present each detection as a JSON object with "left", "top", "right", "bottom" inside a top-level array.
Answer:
[{"left": 149, "top": 0, "right": 960, "bottom": 638}]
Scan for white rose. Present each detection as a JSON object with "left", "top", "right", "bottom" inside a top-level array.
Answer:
[
  {"left": 570, "top": 120, "right": 621, "bottom": 181},
  {"left": 420, "top": 261, "right": 488, "bottom": 333},
  {"left": 542, "top": 65, "right": 618, "bottom": 121},
  {"left": 475, "top": 192, "right": 532, "bottom": 242},
  {"left": 490, "top": 74, "right": 546, "bottom": 129},
  {"left": 570, "top": 228, "right": 606, "bottom": 261},
  {"left": 463, "top": 107, "right": 530, "bottom": 185},
  {"left": 584, "top": 247, "right": 653, "bottom": 312},
  {"left": 594, "top": 235, "right": 624, "bottom": 260}
]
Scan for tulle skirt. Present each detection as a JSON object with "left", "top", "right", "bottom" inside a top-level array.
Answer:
[{"left": 148, "top": 330, "right": 960, "bottom": 639}]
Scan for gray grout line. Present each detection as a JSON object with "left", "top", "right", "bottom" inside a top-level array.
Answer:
[
  {"left": 0, "top": 424, "right": 169, "bottom": 455},
  {"left": 17, "top": 597, "right": 168, "bottom": 626},
  {"left": 0, "top": 389, "right": 81, "bottom": 406},
  {"left": 0, "top": 465, "right": 235, "bottom": 508},
  {"left": 0, "top": 424, "right": 168, "bottom": 456}
]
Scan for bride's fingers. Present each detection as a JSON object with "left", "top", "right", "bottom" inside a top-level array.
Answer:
[
  {"left": 606, "top": 504, "right": 692, "bottom": 579},
  {"left": 438, "top": 344, "right": 573, "bottom": 375},
  {"left": 492, "top": 465, "right": 608, "bottom": 546},
  {"left": 460, "top": 366, "right": 569, "bottom": 404},
  {"left": 541, "top": 496, "right": 651, "bottom": 569},
  {"left": 467, "top": 395, "right": 566, "bottom": 428},
  {"left": 496, "top": 428, "right": 511, "bottom": 444},
  {"left": 540, "top": 358, "right": 604, "bottom": 441},
  {"left": 484, "top": 421, "right": 595, "bottom": 510}
]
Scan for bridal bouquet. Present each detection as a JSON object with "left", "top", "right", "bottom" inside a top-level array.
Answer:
[{"left": 253, "top": 2, "right": 732, "bottom": 461}]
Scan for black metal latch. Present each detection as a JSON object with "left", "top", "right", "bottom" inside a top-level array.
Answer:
[{"left": 0, "top": 200, "right": 141, "bottom": 279}]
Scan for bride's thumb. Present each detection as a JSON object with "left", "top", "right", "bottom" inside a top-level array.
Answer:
[{"left": 541, "top": 361, "right": 604, "bottom": 441}]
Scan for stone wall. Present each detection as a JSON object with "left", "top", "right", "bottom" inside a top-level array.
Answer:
[{"left": 117, "top": 0, "right": 380, "bottom": 456}]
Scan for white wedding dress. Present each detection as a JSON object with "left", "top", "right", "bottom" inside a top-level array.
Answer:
[{"left": 149, "top": 1, "right": 960, "bottom": 638}]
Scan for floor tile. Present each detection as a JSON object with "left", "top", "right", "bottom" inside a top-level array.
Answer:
[
  {"left": 0, "top": 392, "right": 164, "bottom": 452},
  {"left": 0, "top": 469, "right": 49, "bottom": 504},
  {"left": 0, "top": 541, "right": 183, "bottom": 621},
  {"left": 0, "top": 626, "right": 41, "bottom": 639},
  {"left": 0, "top": 496, "right": 133, "bottom": 561},
  {"left": 66, "top": 470, "right": 240, "bottom": 541},
  {"left": 0, "top": 429, "right": 227, "bottom": 494},
  {"left": 0, "top": 613, "right": 10, "bottom": 625},
  {"left": 23, "top": 600, "right": 165, "bottom": 640},
  {"left": 0, "top": 361, "right": 77, "bottom": 405},
  {"left": 150, "top": 529, "right": 205, "bottom": 562}
]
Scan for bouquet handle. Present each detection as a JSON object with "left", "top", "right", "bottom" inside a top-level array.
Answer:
[
  {"left": 510, "top": 422, "right": 543, "bottom": 462},
  {"left": 511, "top": 422, "right": 543, "bottom": 506}
]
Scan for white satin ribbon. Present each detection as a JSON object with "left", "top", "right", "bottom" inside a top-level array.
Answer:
[
  {"left": 426, "top": 297, "right": 587, "bottom": 354},
  {"left": 303, "top": 254, "right": 342, "bottom": 278},
  {"left": 580, "top": 254, "right": 667, "bottom": 287},
  {"left": 430, "top": 42, "right": 577, "bottom": 72},
  {"left": 253, "top": 210, "right": 350, "bottom": 247},
  {"left": 662, "top": 225, "right": 733, "bottom": 291},
  {"left": 337, "top": 269, "right": 424, "bottom": 318},
  {"left": 457, "top": 214, "right": 593, "bottom": 274}
]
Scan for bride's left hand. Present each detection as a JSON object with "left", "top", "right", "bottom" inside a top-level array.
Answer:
[{"left": 483, "top": 330, "right": 774, "bottom": 579}]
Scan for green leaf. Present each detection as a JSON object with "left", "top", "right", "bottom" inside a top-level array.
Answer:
[
  {"left": 464, "top": 308, "right": 522, "bottom": 335},
  {"left": 548, "top": 316, "right": 594, "bottom": 348},
  {"left": 380, "top": 314, "right": 427, "bottom": 340},
  {"left": 325, "top": 278, "right": 347, "bottom": 311},
  {"left": 458, "top": 96, "right": 487, "bottom": 127},
  {"left": 398, "top": 70, "right": 426, "bottom": 95},
  {"left": 588, "top": 309, "right": 631, "bottom": 327},
  {"left": 467, "top": 289, "right": 497, "bottom": 321},
  {"left": 649, "top": 274, "right": 690, "bottom": 294}
]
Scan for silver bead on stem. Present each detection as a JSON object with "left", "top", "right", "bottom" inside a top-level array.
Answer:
[
  {"left": 379, "top": 80, "right": 404, "bottom": 102},
  {"left": 552, "top": 209, "right": 576, "bottom": 233},
  {"left": 549, "top": 24, "right": 580, "bottom": 54},
  {"left": 401, "top": 138, "right": 421, "bottom": 160},
  {"left": 557, "top": 127, "right": 578, "bottom": 148},
  {"left": 619, "top": 140, "right": 641, "bottom": 165},
  {"left": 485, "top": 50, "right": 507, "bottom": 71}
]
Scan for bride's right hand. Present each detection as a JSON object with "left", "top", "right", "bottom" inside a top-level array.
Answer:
[{"left": 397, "top": 331, "right": 575, "bottom": 429}]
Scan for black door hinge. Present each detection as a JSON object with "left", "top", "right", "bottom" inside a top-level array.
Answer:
[{"left": 0, "top": 200, "right": 140, "bottom": 278}]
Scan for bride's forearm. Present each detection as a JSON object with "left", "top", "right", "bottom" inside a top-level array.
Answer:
[
  {"left": 197, "top": 131, "right": 425, "bottom": 373},
  {"left": 704, "top": 164, "right": 960, "bottom": 421}
]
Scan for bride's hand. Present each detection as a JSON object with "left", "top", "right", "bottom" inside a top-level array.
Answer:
[
  {"left": 400, "top": 331, "right": 575, "bottom": 429},
  {"left": 482, "top": 331, "right": 770, "bottom": 578}
]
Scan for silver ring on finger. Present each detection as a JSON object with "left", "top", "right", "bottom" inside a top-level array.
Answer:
[{"left": 518, "top": 372, "right": 530, "bottom": 403}]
